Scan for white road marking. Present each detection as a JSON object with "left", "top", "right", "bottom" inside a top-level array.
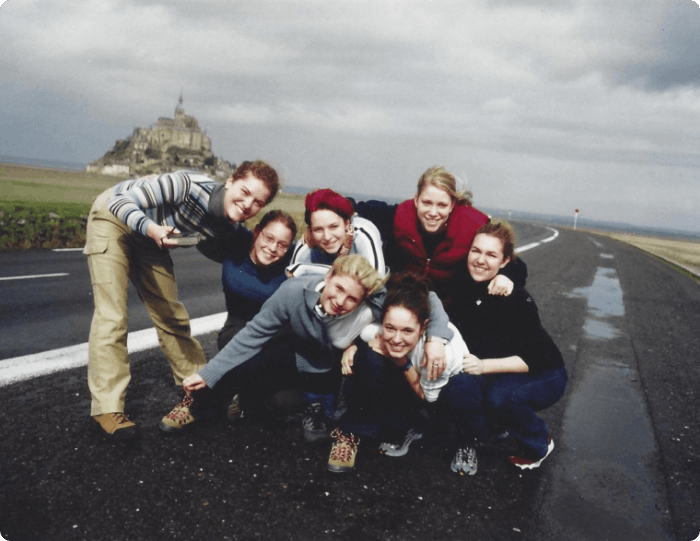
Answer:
[
  {"left": 0, "top": 273, "right": 69, "bottom": 281},
  {"left": 0, "top": 227, "right": 560, "bottom": 386},
  {"left": 0, "top": 312, "right": 227, "bottom": 387},
  {"left": 516, "top": 227, "right": 558, "bottom": 253}
]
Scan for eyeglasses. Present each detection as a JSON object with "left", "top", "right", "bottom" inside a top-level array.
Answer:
[{"left": 259, "top": 232, "right": 290, "bottom": 253}]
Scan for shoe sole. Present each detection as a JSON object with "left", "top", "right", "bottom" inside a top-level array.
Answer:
[
  {"left": 510, "top": 438, "right": 555, "bottom": 470},
  {"left": 451, "top": 463, "right": 478, "bottom": 476},
  {"left": 93, "top": 419, "right": 139, "bottom": 441},
  {"left": 326, "top": 464, "right": 354, "bottom": 473},
  {"left": 158, "top": 420, "right": 195, "bottom": 435}
]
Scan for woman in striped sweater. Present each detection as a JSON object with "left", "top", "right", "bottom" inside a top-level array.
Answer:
[{"left": 84, "top": 162, "right": 280, "bottom": 440}]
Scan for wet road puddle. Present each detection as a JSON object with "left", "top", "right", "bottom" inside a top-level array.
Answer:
[{"left": 539, "top": 253, "right": 674, "bottom": 540}]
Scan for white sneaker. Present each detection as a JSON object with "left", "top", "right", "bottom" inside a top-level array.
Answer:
[
  {"left": 451, "top": 446, "right": 478, "bottom": 476},
  {"left": 378, "top": 429, "right": 423, "bottom": 457}
]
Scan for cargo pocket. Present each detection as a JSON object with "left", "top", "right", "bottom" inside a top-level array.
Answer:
[
  {"left": 83, "top": 237, "right": 109, "bottom": 256},
  {"left": 84, "top": 238, "right": 113, "bottom": 285}
]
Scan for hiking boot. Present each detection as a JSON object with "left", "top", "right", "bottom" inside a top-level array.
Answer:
[
  {"left": 227, "top": 393, "right": 244, "bottom": 423},
  {"left": 93, "top": 412, "right": 138, "bottom": 440},
  {"left": 378, "top": 428, "right": 423, "bottom": 457},
  {"left": 159, "top": 394, "right": 196, "bottom": 434},
  {"left": 508, "top": 434, "right": 554, "bottom": 470},
  {"left": 302, "top": 402, "right": 329, "bottom": 443},
  {"left": 451, "top": 446, "right": 478, "bottom": 476},
  {"left": 327, "top": 428, "right": 360, "bottom": 473}
]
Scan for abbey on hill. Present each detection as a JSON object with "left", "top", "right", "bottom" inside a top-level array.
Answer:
[{"left": 86, "top": 95, "right": 234, "bottom": 178}]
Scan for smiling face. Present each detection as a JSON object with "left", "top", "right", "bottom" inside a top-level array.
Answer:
[
  {"left": 380, "top": 305, "right": 426, "bottom": 360},
  {"left": 467, "top": 233, "right": 510, "bottom": 282},
  {"left": 309, "top": 209, "right": 349, "bottom": 254},
  {"left": 250, "top": 220, "right": 294, "bottom": 267},
  {"left": 320, "top": 273, "right": 366, "bottom": 317},
  {"left": 223, "top": 173, "right": 271, "bottom": 224},
  {"left": 414, "top": 184, "right": 455, "bottom": 233}
]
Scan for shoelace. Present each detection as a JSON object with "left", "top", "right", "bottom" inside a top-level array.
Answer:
[
  {"left": 167, "top": 395, "right": 194, "bottom": 422},
  {"left": 329, "top": 429, "right": 359, "bottom": 460},
  {"left": 304, "top": 404, "right": 326, "bottom": 429},
  {"left": 456, "top": 447, "right": 476, "bottom": 464},
  {"left": 113, "top": 412, "right": 132, "bottom": 425}
]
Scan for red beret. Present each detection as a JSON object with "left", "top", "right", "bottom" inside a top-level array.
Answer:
[{"left": 304, "top": 189, "right": 354, "bottom": 222}]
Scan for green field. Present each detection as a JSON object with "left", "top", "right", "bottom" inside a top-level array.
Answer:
[{"left": 0, "top": 162, "right": 306, "bottom": 250}]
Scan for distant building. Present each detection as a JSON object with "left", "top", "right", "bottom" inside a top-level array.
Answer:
[{"left": 85, "top": 94, "right": 234, "bottom": 178}]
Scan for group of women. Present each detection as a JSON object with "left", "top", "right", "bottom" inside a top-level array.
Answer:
[{"left": 86, "top": 160, "right": 566, "bottom": 477}]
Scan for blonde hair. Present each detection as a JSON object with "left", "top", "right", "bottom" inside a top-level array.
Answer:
[
  {"left": 416, "top": 166, "right": 472, "bottom": 206},
  {"left": 329, "top": 254, "right": 389, "bottom": 297}
]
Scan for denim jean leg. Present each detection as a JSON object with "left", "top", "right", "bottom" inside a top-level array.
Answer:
[
  {"left": 435, "top": 373, "right": 489, "bottom": 444},
  {"left": 339, "top": 345, "right": 419, "bottom": 438},
  {"left": 486, "top": 367, "right": 567, "bottom": 458}
]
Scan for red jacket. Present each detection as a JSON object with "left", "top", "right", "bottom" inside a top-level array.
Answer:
[{"left": 391, "top": 199, "right": 489, "bottom": 306}]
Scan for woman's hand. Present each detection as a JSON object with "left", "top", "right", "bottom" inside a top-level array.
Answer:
[
  {"left": 183, "top": 373, "right": 207, "bottom": 392},
  {"left": 146, "top": 223, "right": 181, "bottom": 249},
  {"left": 462, "top": 353, "right": 485, "bottom": 375},
  {"left": 341, "top": 344, "right": 358, "bottom": 375},
  {"left": 422, "top": 341, "right": 446, "bottom": 380},
  {"left": 487, "top": 274, "right": 514, "bottom": 296}
]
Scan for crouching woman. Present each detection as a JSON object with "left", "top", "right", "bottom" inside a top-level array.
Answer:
[
  {"left": 451, "top": 220, "right": 567, "bottom": 470},
  {"left": 160, "top": 254, "right": 388, "bottom": 432}
]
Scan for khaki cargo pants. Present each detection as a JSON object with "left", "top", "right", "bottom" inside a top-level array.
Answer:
[{"left": 84, "top": 188, "right": 207, "bottom": 416}]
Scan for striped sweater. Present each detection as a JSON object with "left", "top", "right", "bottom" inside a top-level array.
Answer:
[{"left": 107, "top": 170, "right": 236, "bottom": 238}]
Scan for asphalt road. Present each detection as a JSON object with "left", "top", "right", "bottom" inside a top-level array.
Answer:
[
  {"left": 0, "top": 246, "right": 225, "bottom": 360},
  {"left": 1, "top": 224, "right": 698, "bottom": 541}
]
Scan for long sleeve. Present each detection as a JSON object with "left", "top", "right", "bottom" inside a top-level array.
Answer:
[
  {"left": 197, "top": 282, "right": 294, "bottom": 387},
  {"left": 426, "top": 291, "right": 454, "bottom": 341},
  {"left": 499, "top": 257, "right": 528, "bottom": 288}
]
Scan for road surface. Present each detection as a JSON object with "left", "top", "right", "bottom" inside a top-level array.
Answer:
[{"left": 0, "top": 223, "right": 698, "bottom": 541}]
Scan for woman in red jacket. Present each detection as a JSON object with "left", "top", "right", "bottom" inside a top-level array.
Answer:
[{"left": 353, "top": 166, "right": 527, "bottom": 313}]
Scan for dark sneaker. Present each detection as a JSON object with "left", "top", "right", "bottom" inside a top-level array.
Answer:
[
  {"left": 378, "top": 429, "right": 423, "bottom": 457},
  {"left": 93, "top": 412, "right": 138, "bottom": 440},
  {"left": 302, "top": 402, "right": 329, "bottom": 443},
  {"left": 451, "top": 446, "right": 478, "bottom": 476},
  {"left": 508, "top": 435, "right": 554, "bottom": 470},
  {"left": 227, "top": 393, "right": 244, "bottom": 423},
  {"left": 327, "top": 429, "right": 360, "bottom": 473},
  {"left": 159, "top": 395, "right": 196, "bottom": 434}
]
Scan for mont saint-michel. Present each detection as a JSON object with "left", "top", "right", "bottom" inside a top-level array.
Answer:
[{"left": 85, "top": 95, "right": 233, "bottom": 178}]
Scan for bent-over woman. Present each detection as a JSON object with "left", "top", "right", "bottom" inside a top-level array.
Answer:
[{"left": 85, "top": 162, "right": 280, "bottom": 439}]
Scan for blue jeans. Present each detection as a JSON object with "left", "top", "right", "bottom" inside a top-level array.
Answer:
[
  {"left": 339, "top": 344, "right": 424, "bottom": 439},
  {"left": 432, "top": 372, "right": 489, "bottom": 445},
  {"left": 485, "top": 366, "right": 568, "bottom": 459}
]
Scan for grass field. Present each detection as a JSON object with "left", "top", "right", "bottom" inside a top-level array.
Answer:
[
  {"left": 2, "top": 162, "right": 698, "bottom": 280},
  {"left": 0, "top": 162, "right": 308, "bottom": 249},
  {"left": 574, "top": 227, "right": 700, "bottom": 281}
]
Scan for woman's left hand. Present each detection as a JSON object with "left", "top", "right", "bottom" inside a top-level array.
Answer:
[
  {"left": 423, "top": 341, "right": 446, "bottom": 380},
  {"left": 462, "top": 353, "right": 485, "bottom": 375},
  {"left": 183, "top": 373, "right": 207, "bottom": 392},
  {"left": 487, "top": 274, "right": 514, "bottom": 296},
  {"left": 341, "top": 344, "right": 358, "bottom": 376}
]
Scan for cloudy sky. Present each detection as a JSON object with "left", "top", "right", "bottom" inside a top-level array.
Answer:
[{"left": 1, "top": 0, "right": 699, "bottom": 233}]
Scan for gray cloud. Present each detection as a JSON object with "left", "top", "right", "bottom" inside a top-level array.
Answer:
[{"left": 0, "top": 0, "right": 699, "bottom": 233}]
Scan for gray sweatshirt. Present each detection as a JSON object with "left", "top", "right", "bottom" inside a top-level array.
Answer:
[{"left": 197, "top": 275, "right": 453, "bottom": 388}]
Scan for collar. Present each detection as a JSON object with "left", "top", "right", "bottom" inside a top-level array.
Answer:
[{"left": 208, "top": 182, "right": 227, "bottom": 222}]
